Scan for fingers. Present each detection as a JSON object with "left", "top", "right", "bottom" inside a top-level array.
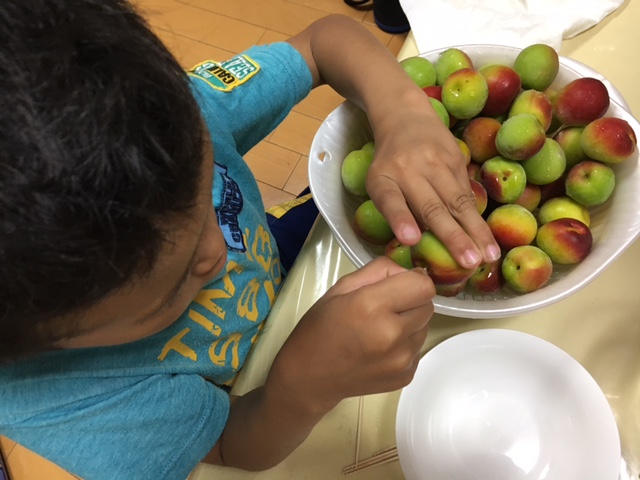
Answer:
[
  {"left": 448, "top": 146, "right": 476, "bottom": 196},
  {"left": 359, "top": 266, "right": 435, "bottom": 319},
  {"left": 329, "top": 255, "right": 409, "bottom": 296},
  {"left": 368, "top": 159, "right": 500, "bottom": 269},
  {"left": 409, "top": 322, "right": 430, "bottom": 352},
  {"left": 364, "top": 176, "right": 422, "bottom": 246},
  {"left": 314, "top": 264, "right": 433, "bottom": 395},
  {"left": 401, "top": 291, "right": 434, "bottom": 335},
  {"left": 334, "top": 262, "right": 434, "bottom": 334},
  {"left": 403, "top": 169, "right": 500, "bottom": 268},
  {"left": 374, "top": 322, "right": 429, "bottom": 392}
]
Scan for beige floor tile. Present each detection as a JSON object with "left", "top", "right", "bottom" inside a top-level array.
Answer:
[
  {"left": 388, "top": 33, "right": 409, "bottom": 57},
  {"left": 262, "top": 131, "right": 275, "bottom": 143},
  {"left": 361, "top": 21, "right": 394, "bottom": 47},
  {"left": 149, "top": 3, "right": 265, "bottom": 54},
  {"left": 178, "top": 0, "right": 328, "bottom": 36},
  {"left": 284, "top": 155, "right": 310, "bottom": 195},
  {"left": 6, "top": 444, "right": 77, "bottom": 480},
  {"left": 132, "top": 0, "right": 183, "bottom": 19},
  {"left": 257, "top": 30, "right": 290, "bottom": 45},
  {"left": 287, "top": 0, "right": 368, "bottom": 21},
  {"left": 363, "top": 9, "right": 376, "bottom": 25},
  {"left": 258, "top": 181, "right": 295, "bottom": 208},
  {"left": 293, "top": 85, "right": 345, "bottom": 121},
  {"left": 244, "top": 142, "right": 301, "bottom": 189},
  {"left": 154, "top": 28, "right": 236, "bottom": 68},
  {"left": 268, "top": 111, "right": 322, "bottom": 157}
]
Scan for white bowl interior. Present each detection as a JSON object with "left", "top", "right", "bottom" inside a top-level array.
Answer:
[
  {"left": 309, "top": 44, "right": 640, "bottom": 318},
  {"left": 395, "top": 329, "right": 621, "bottom": 480}
]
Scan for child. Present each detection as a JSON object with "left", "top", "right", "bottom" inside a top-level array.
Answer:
[{"left": 0, "top": 1, "right": 500, "bottom": 478}]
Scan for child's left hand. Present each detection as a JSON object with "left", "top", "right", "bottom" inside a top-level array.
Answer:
[
  {"left": 288, "top": 14, "right": 500, "bottom": 270},
  {"left": 365, "top": 92, "right": 499, "bottom": 268}
]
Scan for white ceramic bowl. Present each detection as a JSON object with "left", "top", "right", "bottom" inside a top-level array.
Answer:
[
  {"left": 395, "top": 329, "right": 621, "bottom": 480},
  {"left": 308, "top": 45, "right": 640, "bottom": 318}
]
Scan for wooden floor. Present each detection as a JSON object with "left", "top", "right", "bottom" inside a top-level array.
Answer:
[{"left": 0, "top": 0, "right": 406, "bottom": 478}]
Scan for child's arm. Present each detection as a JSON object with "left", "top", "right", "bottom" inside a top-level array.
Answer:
[
  {"left": 287, "top": 14, "right": 500, "bottom": 268},
  {"left": 203, "top": 14, "right": 494, "bottom": 471},
  {"left": 203, "top": 257, "right": 434, "bottom": 470}
]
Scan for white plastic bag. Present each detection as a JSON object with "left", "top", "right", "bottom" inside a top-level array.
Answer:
[{"left": 399, "top": 0, "right": 624, "bottom": 52}]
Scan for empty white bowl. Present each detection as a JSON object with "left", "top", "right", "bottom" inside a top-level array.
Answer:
[
  {"left": 308, "top": 44, "right": 640, "bottom": 318},
  {"left": 395, "top": 329, "right": 621, "bottom": 480}
]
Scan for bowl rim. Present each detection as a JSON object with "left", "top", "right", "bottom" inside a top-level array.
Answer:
[
  {"left": 395, "top": 328, "right": 621, "bottom": 479},
  {"left": 309, "top": 44, "right": 640, "bottom": 319}
]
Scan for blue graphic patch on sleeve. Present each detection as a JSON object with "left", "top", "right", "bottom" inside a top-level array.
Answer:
[{"left": 215, "top": 163, "right": 246, "bottom": 252}]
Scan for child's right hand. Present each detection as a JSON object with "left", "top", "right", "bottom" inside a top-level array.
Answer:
[
  {"left": 266, "top": 256, "right": 435, "bottom": 415},
  {"left": 207, "top": 257, "right": 433, "bottom": 470}
]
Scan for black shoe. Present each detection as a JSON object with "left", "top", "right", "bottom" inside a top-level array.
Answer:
[
  {"left": 373, "top": 0, "right": 410, "bottom": 34},
  {"left": 343, "top": 0, "right": 410, "bottom": 34}
]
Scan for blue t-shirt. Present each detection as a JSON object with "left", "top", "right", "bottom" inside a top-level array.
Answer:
[{"left": 0, "top": 42, "right": 312, "bottom": 480}]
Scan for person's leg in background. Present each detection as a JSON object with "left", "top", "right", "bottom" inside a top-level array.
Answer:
[
  {"left": 266, "top": 187, "right": 319, "bottom": 273},
  {"left": 0, "top": 448, "right": 10, "bottom": 480}
]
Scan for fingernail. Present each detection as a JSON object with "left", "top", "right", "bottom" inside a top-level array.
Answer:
[
  {"left": 402, "top": 225, "right": 421, "bottom": 243},
  {"left": 463, "top": 249, "right": 481, "bottom": 267},
  {"left": 486, "top": 244, "right": 501, "bottom": 262}
]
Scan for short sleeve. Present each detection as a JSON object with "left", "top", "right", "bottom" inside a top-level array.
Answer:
[
  {"left": 189, "top": 42, "right": 313, "bottom": 156},
  {"left": 2, "top": 374, "right": 230, "bottom": 480}
]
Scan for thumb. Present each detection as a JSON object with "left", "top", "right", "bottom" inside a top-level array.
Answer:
[{"left": 329, "top": 256, "right": 410, "bottom": 296}]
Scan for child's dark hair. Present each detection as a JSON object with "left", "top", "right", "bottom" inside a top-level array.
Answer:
[{"left": 0, "top": 0, "right": 205, "bottom": 362}]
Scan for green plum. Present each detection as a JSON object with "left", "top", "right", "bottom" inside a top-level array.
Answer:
[
  {"left": 353, "top": 199, "right": 394, "bottom": 245},
  {"left": 400, "top": 56, "right": 437, "bottom": 88},
  {"left": 565, "top": 160, "right": 616, "bottom": 207},
  {"left": 411, "top": 231, "right": 474, "bottom": 285},
  {"left": 508, "top": 90, "right": 553, "bottom": 131},
  {"left": 480, "top": 156, "right": 527, "bottom": 204},
  {"left": 581, "top": 117, "right": 638, "bottom": 164},
  {"left": 553, "top": 127, "right": 587, "bottom": 169},
  {"left": 341, "top": 149, "right": 373, "bottom": 197},
  {"left": 486, "top": 204, "right": 538, "bottom": 251},
  {"left": 536, "top": 218, "right": 592, "bottom": 265},
  {"left": 434, "top": 48, "right": 474, "bottom": 86},
  {"left": 513, "top": 44, "right": 559, "bottom": 91},
  {"left": 429, "top": 97, "right": 450, "bottom": 128},
  {"left": 502, "top": 245, "right": 553, "bottom": 293},
  {"left": 538, "top": 196, "right": 591, "bottom": 226},
  {"left": 441, "top": 68, "right": 489, "bottom": 120},
  {"left": 361, "top": 141, "right": 375, "bottom": 155},
  {"left": 385, "top": 238, "right": 414, "bottom": 269},
  {"left": 521, "top": 138, "right": 566, "bottom": 185},
  {"left": 495, "top": 113, "right": 546, "bottom": 161}
]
